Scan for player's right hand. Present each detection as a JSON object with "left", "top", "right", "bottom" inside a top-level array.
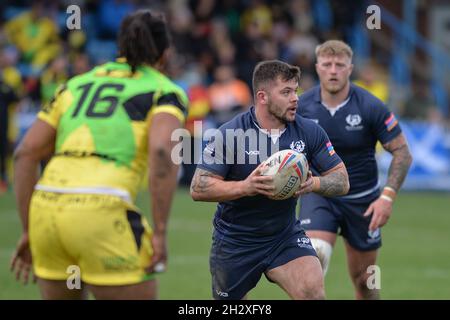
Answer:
[
  {"left": 146, "top": 230, "right": 168, "bottom": 274},
  {"left": 10, "top": 233, "right": 37, "bottom": 285},
  {"left": 242, "top": 163, "right": 275, "bottom": 197},
  {"left": 293, "top": 171, "right": 315, "bottom": 197}
]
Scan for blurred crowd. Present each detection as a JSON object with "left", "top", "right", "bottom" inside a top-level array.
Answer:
[{"left": 0, "top": 0, "right": 448, "bottom": 191}]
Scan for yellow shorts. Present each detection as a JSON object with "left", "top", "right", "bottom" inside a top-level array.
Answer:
[{"left": 29, "top": 191, "right": 154, "bottom": 286}]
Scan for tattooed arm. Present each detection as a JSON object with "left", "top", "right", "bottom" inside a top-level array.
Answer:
[
  {"left": 382, "top": 133, "right": 412, "bottom": 191},
  {"left": 190, "top": 164, "right": 275, "bottom": 202},
  {"left": 296, "top": 162, "right": 349, "bottom": 197},
  {"left": 364, "top": 133, "right": 412, "bottom": 231},
  {"left": 314, "top": 162, "right": 350, "bottom": 196}
]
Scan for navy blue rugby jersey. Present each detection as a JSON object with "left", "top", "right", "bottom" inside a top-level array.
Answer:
[
  {"left": 298, "top": 83, "right": 402, "bottom": 198},
  {"left": 197, "top": 106, "right": 342, "bottom": 242}
]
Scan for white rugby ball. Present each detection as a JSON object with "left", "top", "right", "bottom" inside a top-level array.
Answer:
[{"left": 262, "top": 149, "right": 309, "bottom": 200}]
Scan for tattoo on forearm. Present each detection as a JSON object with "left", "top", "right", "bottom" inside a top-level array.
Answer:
[
  {"left": 383, "top": 134, "right": 413, "bottom": 191},
  {"left": 190, "top": 169, "right": 214, "bottom": 194},
  {"left": 386, "top": 144, "right": 412, "bottom": 191},
  {"left": 318, "top": 169, "right": 348, "bottom": 197}
]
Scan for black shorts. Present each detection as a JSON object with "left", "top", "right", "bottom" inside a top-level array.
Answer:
[
  {"left": 209, "top": 221, "right": 317, "bottom": 300},
  {"left": 298, "top": 192, "right": 382, "bottom": 251}
]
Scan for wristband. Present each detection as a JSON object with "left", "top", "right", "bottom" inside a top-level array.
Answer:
[
  {"left": 384, "top": 186, "right": 397, "bottom": 193},
  {"left": 380, "top": 194, "right": 393, "bottom": 202},
  {"left": 382, "top": 186, "right": 397, "bottom": 201},
  {"left": 312, "top": 176, "right": 320, "bottom": 192}
]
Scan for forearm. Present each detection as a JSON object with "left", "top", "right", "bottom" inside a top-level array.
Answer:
[
  {"left": 13, "top": 154, "right": 40, "bottom": 232},
  {"left": 386, "top": 146, "right": 412, "bottom": 191},
  {"left": 313, "top": 164, "right": 349, "bottom": 197},
  {"left": 149, "top": 147, "right": 179, "bottom": 235},
  {"left": 383, "top": 134, "right": 413, "bottom": 192},
  {"left": 190, "top": 169, "right": 245, "bottom": 202}
]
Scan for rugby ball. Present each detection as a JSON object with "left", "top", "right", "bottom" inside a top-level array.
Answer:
[{"left": 261, "top": 149, "right": 309, "bottom": 200}]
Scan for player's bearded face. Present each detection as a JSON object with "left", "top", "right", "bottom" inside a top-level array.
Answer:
[
  {"left": 316, "top": 54, "right": 353, "bottom": 94},
  {"left": 267, "top": 78, "right": 299, "bottom": 123}
]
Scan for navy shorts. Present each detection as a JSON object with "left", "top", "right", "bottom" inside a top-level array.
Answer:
[
  {"left": 209, "top": 221, "right": 317, "bottom": 300},
  {"left": 298, "top": 192, "right": 382, "bottom": 251}
]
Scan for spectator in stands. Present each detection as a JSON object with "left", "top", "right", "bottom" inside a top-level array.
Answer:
[
  {"left": 401, "top": 78, "right": 441, "bottom": 122},
  {"left": 39, "top": 55, "right": 68, "bottom": 104},
  {"left": 353, "top": 61, "right": 389, "bottom": 103},
  {"left": 240, "top": 0, "right": 273, "bottom": 37},
  {"left": 4, "top": 0, "right": 61, "bottom": 71},
  {"left": 0, "top": 79, "right": 18, "bottom": 193},
  {"left": 0, "top": 45, "right": 23, "bottom": 96},
  {"left": 70, "top": 53, "right": 91, "bottom": 76},
  {"left": 207, "top": 64, "right": 251, "bottom": 127},
  {"left": 97, "top": 0, "right": 137, "bottom": 40}
]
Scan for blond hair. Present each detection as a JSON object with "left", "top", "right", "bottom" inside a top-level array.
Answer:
[{"left": 315, "top": 40, "right": 353, "bottom": 61}]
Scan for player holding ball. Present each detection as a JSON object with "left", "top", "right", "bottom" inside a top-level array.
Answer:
[{"left": 190, "top": 60, "right": 349, "bottom": 300}]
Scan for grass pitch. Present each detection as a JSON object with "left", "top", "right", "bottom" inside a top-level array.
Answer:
[{"left": 1, "top": 188, "right": 449, "bottom": 299}]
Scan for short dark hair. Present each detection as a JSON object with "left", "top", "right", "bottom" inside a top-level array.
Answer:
[
  {"left": 118, "top": 10, "right": 171, "bottom": 72},
  {"left": 252, "top": 60, "right": 301, "bottom": 95}
]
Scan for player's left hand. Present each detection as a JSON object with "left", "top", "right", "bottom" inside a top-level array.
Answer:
[
  {"left": 293, "top": 171, "right": 314, "bottom": 197},
  {"left": 363, "top": 197, "right": 393, "bottom": 231},
  {"left": 147, "top": 231, "right": 167, "bottom": 274},
  {"left": 10, "top": 232, "right": 36, "bottom": 285}
]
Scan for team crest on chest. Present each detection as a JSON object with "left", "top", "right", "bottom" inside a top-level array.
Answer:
[
  {"left": 345, "top": 114, "right": 364, "bottom": 131},
  {"left": 290, "top": 140, "right": 305, "bottom": 153}
]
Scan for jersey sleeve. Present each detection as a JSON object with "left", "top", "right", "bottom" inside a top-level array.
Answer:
[
  {"left": 309, "top": 123, "right": 343, "bottom": 173},
  {"left": 196, "top": 127, "right": 232, "bottom": 178},
  {"left": 149, "top": 86, "right": 189, "bottom": 124},
  {"left": 37, "top": 84, "right": 67, "bottom": 128},
  {"left": 370, "top": 99, "right": 402, "bottom": 144}
]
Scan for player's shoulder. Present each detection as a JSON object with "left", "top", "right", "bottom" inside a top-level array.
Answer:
[
  {"left": 294, "top": 113, "right": 321, "bottom": 130},
  {"left": 298, "top": 85, "right": 320, "bottom": 104},
  {"left": 65, "top": 63, "right": 103, "bottom": 89},
  {"left": 217, "top": 108, "right": 253, "bottom": 132},
  {"left": 147, "top": 68, "right": 188, "bottom": 104},
  {"left": 351, "top": 83, "right": 386, "bottom": 109}
]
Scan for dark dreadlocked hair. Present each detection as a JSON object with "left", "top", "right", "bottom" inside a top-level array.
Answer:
[{"left": 118, "top": 10, "right": 171, "bottom": 73}]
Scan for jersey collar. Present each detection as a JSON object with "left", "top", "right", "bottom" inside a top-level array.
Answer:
[
  {"left": 249, "top": 106, "right": 287, "bottom": 144},
  {"left": 115, "top": 57, "right": 157, "bottom": 75},
  {"left": 314, "top": 83, "right": 355, "bottom": 116}
]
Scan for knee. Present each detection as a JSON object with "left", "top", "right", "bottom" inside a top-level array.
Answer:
[
  {"left": 307, "top": 286, "right": 325, "bottom": 300},
  {"left": 294, "top": 269, "right": 325, "bottom": 300},
  {"left": 351, "top": 270, "right": 379, "bottom": 299},
  {"left": 300, "top": 280, "right": 325, "bottom": 300},
  {"left": 352, "top": 269, "right": 370, "bottom": 289}
]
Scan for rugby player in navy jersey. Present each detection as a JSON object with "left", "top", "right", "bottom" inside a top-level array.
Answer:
[
  {"left": 190, "top": 60, "right": 349, "bottom": 300},
  {"left": 297, "top": 40, "right": 412, "bottom": 299}
]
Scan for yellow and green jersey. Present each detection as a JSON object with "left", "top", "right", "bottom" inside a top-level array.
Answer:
[{"left": 36, "top": 59, "right": 188, "bottom": 203}]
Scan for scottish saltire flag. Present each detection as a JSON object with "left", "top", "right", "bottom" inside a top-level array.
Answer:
[{"left": 378, "top": 121, "right": 450, "bottom": 191}]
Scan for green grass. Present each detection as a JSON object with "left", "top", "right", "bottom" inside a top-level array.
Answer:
[{"left": 1, "top": 188, "right": 449, "bottom": 299}]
